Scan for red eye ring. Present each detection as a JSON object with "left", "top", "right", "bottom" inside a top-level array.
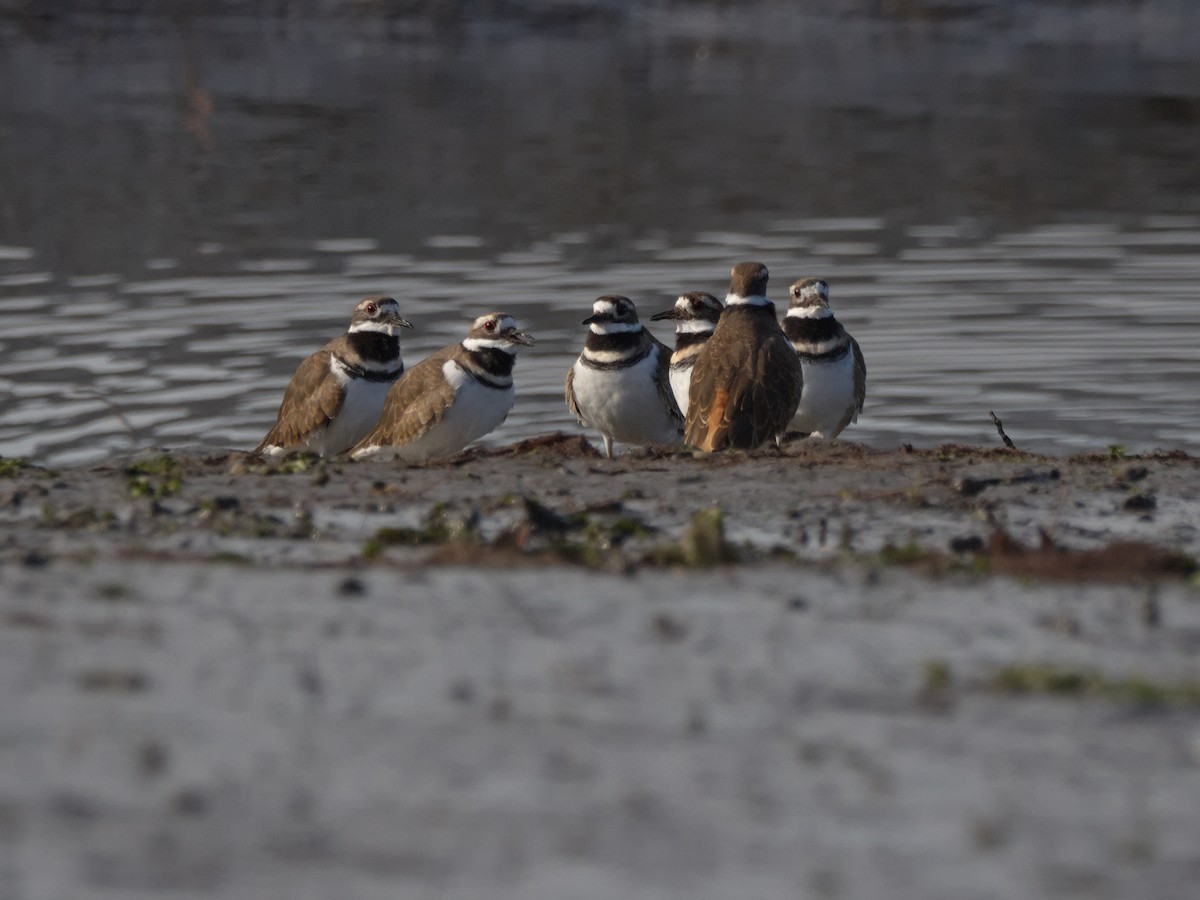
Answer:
[
  {"left": 484, "top": 320, "right": 497, "bottom": 332},
  {"left": 365, "top": 302, "right": 378, "bottom": 315}
]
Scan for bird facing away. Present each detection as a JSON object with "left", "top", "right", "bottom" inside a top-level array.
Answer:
[
  {"left": 650, "top": 291, "right": 725, "bottom": 417},
  {"left": 255, "top": 295, "right": 412, "bottom": 457},
  {"left": 684, "top": 262, "right": 802, "bottom": 451},
  {"left": 783, "top": 277, "right": 866, "bottom": 439},
  {"left": 350, "top": 312, "right": 533, "bottom": 461},
  {"left": 565, "top": 295, "right": 684, "bottom": 458}
]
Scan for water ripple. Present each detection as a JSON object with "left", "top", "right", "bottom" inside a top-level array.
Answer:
[{"left": 2, "top": 218, "right": 1198, "bottom": 464}]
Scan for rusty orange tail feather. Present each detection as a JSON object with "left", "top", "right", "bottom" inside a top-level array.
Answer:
[{"left": 697, "top": 389, "right": 729, "bottom": 452}]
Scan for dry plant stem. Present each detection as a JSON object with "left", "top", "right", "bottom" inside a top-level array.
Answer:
[
  {"left": 69, "top": 389, "right": 138, "bottom": 449},
  {"left": 989, "top": 411, "right": 1017, "bottom": 450}
]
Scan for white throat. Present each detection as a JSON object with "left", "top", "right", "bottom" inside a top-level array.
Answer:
[
  {"left": 725, "top": 293, "right": 772, "bottom": 308},
  {"left": 785, "top": 306, "right": 833, "bottom": 319},
  {"left": 676, "top": 320, "right": 716, "bottom": 335},
  {"left": 463, "top": 337, "right": 518, "bottom": 354},
  {"left": 590, "top": 322, "right": 641, "bottom": 335},
  {"left": 350, "top": 321, "right": 404, "bottom": 336}
]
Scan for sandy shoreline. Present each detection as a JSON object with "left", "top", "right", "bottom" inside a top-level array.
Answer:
[{"left": 2, "top": 438, "right": 1200, "bottom": 898}]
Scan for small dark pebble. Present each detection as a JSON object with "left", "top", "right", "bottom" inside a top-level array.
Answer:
[
  {"left": 172, "top": 789, "right": 208, "bottom": 817},
  {"left": 957, "top": 477, "right": 997, "bottom": 497},
  {"left": 523, "top": 496, "right": 578, "bottom": 533},
  {"left": 949, "top": 535, "right": 985, "bottom": 554},
  {"left": 337, "top": 576, "right": 367, "bottom": 598},
  {"left": 21, "top": 550, "right": 50, "bottom": 568},
  {"left": 1123, "top": 493, "right": 1157, "bottom": 512},
  {"left": 1124, "top": 466, "right": 1150, "bottom": 483},
  {"left": 139, "top": 740, "right": 169, "bottom": 777},
  {"left": 297, "top": 664, "right": 322, "bottom": 697},
  {"left": 449, "top": 679, "right": 476, "bottom": 704},
  {"left": 212, "top": 495, "right": 240, "bottom": 511},
  {"left": 651, "top": 612, "right": 688, "bottom": 641},
  {"left": 786, "top": 596, "right": 809, "bottom": 612}
]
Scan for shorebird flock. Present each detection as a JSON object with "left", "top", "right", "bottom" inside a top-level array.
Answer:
[{"left": 255, "top": 261, "right": 866, "bottom": 461}]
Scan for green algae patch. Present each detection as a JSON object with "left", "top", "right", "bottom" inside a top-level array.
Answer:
[
  {"left": 93, "top": 582, "right": 138, "bottom": 603},
  {"left": 362, "top": 504, "right": 480, "bottom": 560},
  {"left": 363, "top": 526, "right": 434, "bottom": 559},
  {"left": 229, "top": 453, "right": 325, "bottom": 476},
  {"left": 649, "top": 509, "right": 741, "bottom": 568},
  {"left": 40, "top": 505, "right": 119, "bottom": 531},
  {"left": 0, "top": 457, "right": 57, "bottom": 479},
  {"left": 988, "top": 663, "right": 1200, "bottom": 707},
  {"left": 879, "top": 539, "right": 928, "bottom": 566},
  {"left": 125, "top": 455, "right": 183, "bottom": 498},
  {"left": 918, "top": 658, "right": 955, "bottom": 708},
  {"left": 1, "top": 457, "right": 31, "bottom": 478}
]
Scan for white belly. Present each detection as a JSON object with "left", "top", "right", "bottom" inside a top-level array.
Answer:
[
  {"left": 669, "top": 363, "right": 693, "bottom": 417},
  {"left": 570, "top": 350, "right": 682, "bottom": 447},
  {"left": 391, "top": 362, "right": 514, "bottom": 461},
  {"left": 311, "top": 377, "right": 392, "bottom": 456},
  {"left": 789, "top": 351, "right": 857, "bottom": 438}
]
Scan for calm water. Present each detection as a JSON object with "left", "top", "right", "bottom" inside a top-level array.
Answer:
[{"left": 2, "top": 9, "right": 1199, "bottom": 464}]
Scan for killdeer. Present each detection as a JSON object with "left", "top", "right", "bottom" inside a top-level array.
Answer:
[
  {"left": 685, "top": 262, "right": 802, "bottom": 451},
  {"left": 255, "top": 295, "right": 412, "bottom": 457},
  {"left": 350, "top": 312, "right": 533, "bottom": 461},
  {"left": 783, "top": 277, "right": 866, "bottom": 439},
  {"left": 565, "top": 295, "right": 683, "bottom": 458},
  {"left": 650, "top": 291, "right": 724, "bottom": 417}
]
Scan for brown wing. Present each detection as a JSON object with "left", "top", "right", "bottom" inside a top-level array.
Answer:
[
  {"left": 255, "top": 348, "right": 344, "bottom": 452},
  {"left": 685, "top": 337, "right": 730, "bottom": 451},
  {"left": 850, "top": 335, "right": 867, "bottom": 418},
  {"left": 352, "top": 347, "right": 457, "bottom": 450},
  {"left": 564, "top": 362, "right": 582, "bottom": 424},
  {"left": 652, "top": 335, "right": 685, "bottom": 432},
  {"left": 726, "top": 333, "right": 801, "bottom": 448},
  {"left": 685, "top": 332, "right": 801, "bottom": 451}
]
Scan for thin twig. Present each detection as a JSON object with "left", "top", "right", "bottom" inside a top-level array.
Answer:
[{"left": 989, "top": 411, "right": 1017, "bottom": 451}]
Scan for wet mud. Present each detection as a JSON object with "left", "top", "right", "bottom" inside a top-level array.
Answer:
[
  {"left": 2, "top": 439, "right": 1200, "bottom": 899},
  {"left": 7, "top": 435, "right": 1197, "bottom": 576}
]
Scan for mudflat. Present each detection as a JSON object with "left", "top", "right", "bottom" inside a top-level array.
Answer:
[{"left": 2, "top": 437, "right": 1199, "bottom": 899}]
